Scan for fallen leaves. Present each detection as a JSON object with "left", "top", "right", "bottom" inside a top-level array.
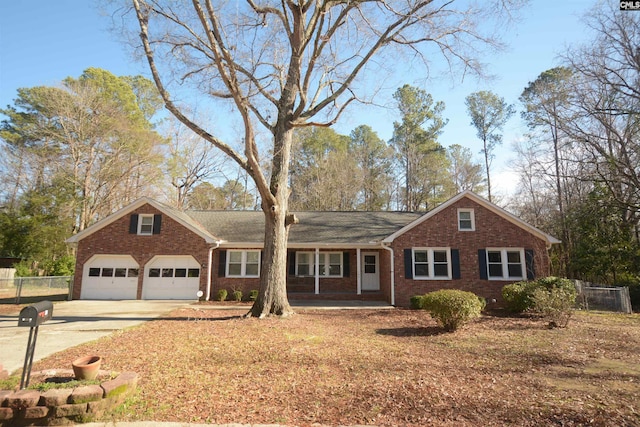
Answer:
[{"left": 27, "top": 308, "right": 640, "bottom": 426}]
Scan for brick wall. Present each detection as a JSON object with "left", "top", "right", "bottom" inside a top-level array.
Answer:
[
  {"left": 390, "top": 198, "right": 552, "bottom": 308},
  {"left": 72, "top": 205, "right": 211, "bottom": 300}
]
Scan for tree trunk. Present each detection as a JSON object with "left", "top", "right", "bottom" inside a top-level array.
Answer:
[{"left": 246, "top": 124, "right": 295, "bottom": 318}]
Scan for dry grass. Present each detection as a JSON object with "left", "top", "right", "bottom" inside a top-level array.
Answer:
[{"left": 21, "top": 307, "right": 640, "bottom": 426}]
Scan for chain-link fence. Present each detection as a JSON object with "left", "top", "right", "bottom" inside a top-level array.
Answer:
[
  {"left": 0, "top": 276, "right": 72, "bottom": 304},
  {"left": 574, "top": 280, "right": 633, "bottom": 314}
]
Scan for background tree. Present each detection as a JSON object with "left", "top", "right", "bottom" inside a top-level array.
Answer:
[
  {"left": 0, "top": 68, "right": 164, "bottom": 271},
  {"left": 164, "top": 118, "right": 227, "bottom": 210},
  {"left": 129, "top": 0, "right": 525, "bottom": 317},
  {"left": 389, "top": 84, "right": 450, "bottom": 211},
  {"left": 349, "top": 125, "right": 394, "bottom": 210},
  {"left": 289, "top": 127, "right": 356, "bottom": 210},
  {"left": 520, "top": 67, "right": 574, "bottom": 275},
  {"left": 465, "top": 90, "right": 515, "bottom": 202},
  {"left": 447, "top": 144, "right": 485, "bottom": 193}
]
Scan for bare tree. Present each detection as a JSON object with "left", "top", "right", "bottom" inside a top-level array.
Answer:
[
  {"left": 127, "top": 0, "right": 525, "bottom": 317},
  {"left": 465, "top": 90, "right": 515, "bottom": 203},
  {"left": 164, "top": 118, "right": 227, "bottom": 210}
]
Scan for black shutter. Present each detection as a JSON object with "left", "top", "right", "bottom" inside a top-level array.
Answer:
[
  {"left": 525, "top": 249, "right": 535, "bottom": 280},
  {"left": 404, "top": 249, "right": 413, "bottom": 279},
  {"left": 129, "top": 214, "right": 138, "bottom": 234},
  {"left": 288, "top": 252, "right": 296, "bottom": 276},
  {"left": 478, "top": 249, "right": 488, "bottom": 280},
  {"left": 152, "top": 214, "right": 162, "bottom": 234},
  {"left": 451, "top": 249, "right": 461, "bottom": 279},
  {"left": 343, "top": 252, "right": 350, "bottom": 277},
  {"left": 218, "top": 250, "right": 227, "bottom": 277}
]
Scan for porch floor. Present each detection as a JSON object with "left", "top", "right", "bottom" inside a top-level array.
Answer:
[{"left": 290, "top": 299, "right": 394, "bottom": 309}]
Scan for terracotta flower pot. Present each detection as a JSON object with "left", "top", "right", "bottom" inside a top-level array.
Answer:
[{"left": 72, "top": 356, "right": 102, "bottom": 380}]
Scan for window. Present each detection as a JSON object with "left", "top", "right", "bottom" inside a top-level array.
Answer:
[
  {"left": 295, "top": 252, "right": 343, "bottom": 277},
  {"left": 458, "top": 209, "right": 475, "bottom": 231},
  {"left": 485, "top": 248, "right": 525, "bottom": 280},
  {"left": 89, "top": 268, "right": 100, "bottom": 277},
  {"left": 138, "top": 214, "right": 154, "bottom": 235},
  {"left": 227, "top": 250, "right": 261, "bottom": 277},
  {"left": 296, "top": 252, "right": 314, "bottom": 276},
  {"left": 412, "top": 248, "right": 451, "bottom": 279}
]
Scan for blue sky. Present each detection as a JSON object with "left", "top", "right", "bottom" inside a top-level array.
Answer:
[{"left": 0, "top": 0, "right": 598, "bottom": 197}]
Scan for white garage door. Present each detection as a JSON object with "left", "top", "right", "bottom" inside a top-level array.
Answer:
[
  {"left": 143, "top": 255, "right": 201, "bottom": 300},
  {"left": 82, "top": 255, "right": 139, "bottom": 299}
]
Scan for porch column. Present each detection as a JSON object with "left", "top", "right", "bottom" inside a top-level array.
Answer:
[
  {"left": 314, "top": 248, "right": 320, "bottom": 294},
  {"left": 356, "top": 248, "right": 362, "bottom": 295}
]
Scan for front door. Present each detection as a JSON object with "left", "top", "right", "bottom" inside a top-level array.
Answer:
[{"left": 361, "top": 252, "right": 380, "bottom": 291}]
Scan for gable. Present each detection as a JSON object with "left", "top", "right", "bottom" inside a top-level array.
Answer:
[
  {"left": 383, "top": 191, "right": 560, "bottom": 246},
  {"left": 66, "top": 198, "right": 219, "bottom": 244}
]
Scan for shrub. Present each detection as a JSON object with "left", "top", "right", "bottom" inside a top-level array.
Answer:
[
  {"left": 232, "top": 290, "right": 243, "bottom": 302},
  {"left": 249, "top": 289, "right": 259, "bottom": 301},
  {"left": 502, "top": 277, "right": 576, "bottom": 314},
  {"left": 421, "top": 289, "right": 484, "bottom": 332},
  {"left": 409, "top": 295, "right": 424, "bottom": 309},
  {"left": 530, "top": 286, "right": 576, "bottom": 328},
  {"left": 502, "top": 282, "right": 532, "bottom": 313},
  {"left": 217, "top": 289, "right": 228, "bottom": 302}
]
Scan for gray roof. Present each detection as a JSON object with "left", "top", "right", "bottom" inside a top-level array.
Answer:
[{"left": 185, "top": 211, "right": 423, "bottom": 245}]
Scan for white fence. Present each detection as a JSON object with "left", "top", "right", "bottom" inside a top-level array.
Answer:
[
  {"left": 0, "top": 276, "right": 72, "bottom": 304},
  {"left": 574, "top": 280, "right": 633, "bottom": 314}
]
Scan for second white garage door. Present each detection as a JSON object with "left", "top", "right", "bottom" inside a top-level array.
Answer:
[{"left": 142, "top": 255, "right": 201, "bottom": 300}]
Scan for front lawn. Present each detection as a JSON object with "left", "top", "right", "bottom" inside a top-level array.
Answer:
[{"left": 19, "top": 308, "right": 640, "bottom": 426}]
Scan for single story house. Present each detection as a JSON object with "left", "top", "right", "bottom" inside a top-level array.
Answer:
[{"left": 66, "top": 191, "right": 560, "bottom": 307}]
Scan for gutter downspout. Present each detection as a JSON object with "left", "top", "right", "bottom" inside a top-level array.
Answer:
[
  {"left": 206, "top": 242, "right": 220, "bottom": 301},
  {"left": 381, "top": 243, "right": 395, "bottom": 306}
]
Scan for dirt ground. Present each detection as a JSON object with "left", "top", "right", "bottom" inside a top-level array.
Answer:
[{"left": 10, "top": 306, "right": 640, "bottom": 426}]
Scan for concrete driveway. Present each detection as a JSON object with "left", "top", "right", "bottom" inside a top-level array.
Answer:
[{"left": 0, "top": 300, "right": 190, "bottom": 374}]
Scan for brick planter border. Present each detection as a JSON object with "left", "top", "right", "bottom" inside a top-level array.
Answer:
[{"left": 0, "top": 371, "right": 138, "bottom": 426}]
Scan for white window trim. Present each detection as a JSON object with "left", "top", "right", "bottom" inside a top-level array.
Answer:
[
  {"left": 486, "top": 248, "right": 525, "bottom": 280},
  {"left": 296, "top": 251, "right": 342, "bottom": 278},
  {"left": 138, "top": 214, "right": 154, "bottom": 235},
  {"left": 226, "top": 250, "right": 261, "bottom": 278},
  {"left": 412, "top": 248, "right": 452, "bottom": 280},
  {"left": 457, "top": 208, "right": 475, "bottom": 231}
]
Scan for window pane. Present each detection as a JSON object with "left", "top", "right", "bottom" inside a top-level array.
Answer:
[
  {"left": 329, "top": 253, "right": 341, "bottom": 264},
  {"left": 140, "top": 216, "right": 153, "bottom": 234},
  {"left": 149, "top": 268, "right": 160, "bottom": 277},
  {"left": 246, "top": 251, "right": 260, "bottom": 263},
  {"left": 298, "top": 265, "right": 310, "bottom": 276},
  {"left": 299, "top": 253, "right": 309, "bottom": 263},
  {"left": 329, "top": 264, "right": 341, "bottom": 275},
  {"left": 487, "top": 251, "right": 502, "bottom": 262},
  {"left": 488, "top": 264, "right": 503, "bottom": 277},
  {"left": 415, "top": 264, "right": 429, "bottom": 276},
  {"left": 433, "top": 251, "right": 448, "bottom": 263},
  {"left": 89, "top": 268, "right": 100, "bottom": 277},
  {"left": 365, "top": 264, "right": 375, "bottom": 274},
  {"left": 459, "top": 211, "right": 471, "bottom": 220},
  {"left": 114, "top": 268, "right": 127, "bottom": 277},
  {"left": 508, "top": 264, "right": 523, "bottom": 278},
  {"left": 175, "top": 268, "right": 187, "bottom": 277},
  {"left": 318, "top": 264, "right": 326, "bottom": 276},
  {"left": 101, "top": 268, "right": 113, "bottom": 277},
  {"left": 162, "top": 268, "right": 173, "bottom": 277},
  {"left": 414, "top": 251, "right": 428, "bottom": 263},
  {"left": 507, "top": 251, "right": 521, "bottom": 263},
  {"left": 228, "top": 264, "right": 241, "bottom": 275},
  {"left": 434, "top": 264, "right": 449, "bottom": 277},
  {"left": 128, "top": 268, "right": 139, "bottom": 278},
  {"left": 229, "top": 251, "right": 243, "bottom": 262},
  {"left": 245, "top": 263, "right": 259, "bottom": 276},
  {"left": 188, "top": 269, "right": 200, "bottom": 278}
]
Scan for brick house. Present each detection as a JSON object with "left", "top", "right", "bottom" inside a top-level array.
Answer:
[{"left": 66, "top": 191, "right": 559, "bottom": 307}]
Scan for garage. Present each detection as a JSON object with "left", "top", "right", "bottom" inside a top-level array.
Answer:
[
  {"left": 81, "top": 255, "right": 139, "bottom": 299},
  {"left": 142, "top": 255, "right": 201, "bottom": 300}
]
